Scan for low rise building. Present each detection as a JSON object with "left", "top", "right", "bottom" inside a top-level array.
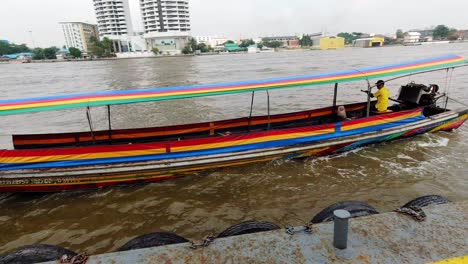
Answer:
[
  {"left": 195, "top": 36, "right": 228, "bottom": 48},
  {"left": 224, "top": 43, "right": 243, "bottom": 52},
  {"left": 262, "top": 36, "right": 299, "bottom": 48},
  {"left": 353, "top": 37, "right": 384, "bottom": 47},
  {"left": 404, "top": 32, "right": 421, "bottom": 44},
  {"left": 353, "top": 37, "right": 385, "bottom": 48},
  {"left": 319, "top": 36, "right": 345, "bottom": 50},
  {"left": 60, "top": 22, "right": 99, "bottom": 52}
]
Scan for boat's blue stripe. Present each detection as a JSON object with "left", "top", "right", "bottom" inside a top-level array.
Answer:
[{"left": 0, "top": 115, "right": 424, "bottom": 170}]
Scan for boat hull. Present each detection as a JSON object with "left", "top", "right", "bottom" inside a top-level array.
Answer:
[{"left": 0, "top": 109, "right": 466, "bottom": 192}]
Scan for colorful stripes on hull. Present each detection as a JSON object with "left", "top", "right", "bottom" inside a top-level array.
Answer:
[
  {"left": 0, "top": 110, "right": 466, "bottom": 192},
  {"left": 0, "top": 108, "right": 424, "bottom": 170}
]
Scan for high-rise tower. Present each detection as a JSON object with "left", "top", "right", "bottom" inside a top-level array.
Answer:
[
  {"left": 140, "top": 0, "right": 190, "bottom": 34},
  {"left": 93, "top": 0, "right": 135, "bottom": 52},
  {"left": 139, "top": 0, "right": 191, "bottom": 54}
]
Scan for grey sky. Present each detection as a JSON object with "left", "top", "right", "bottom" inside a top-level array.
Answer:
[{"left": 1, "top": 0, "right": 467, "bottom": 47}]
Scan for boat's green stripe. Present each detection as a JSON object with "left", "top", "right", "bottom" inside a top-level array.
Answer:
[{"left": 0, "top": 61, "right": 464, "bottom": 116}]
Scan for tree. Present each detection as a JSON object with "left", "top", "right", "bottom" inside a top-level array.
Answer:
[
  {"left": 239, "top": 39, "right": 255, "bottom": 48},
  {"left": 433, "top": 25, "right": 450, "bottom": 40},
  {"left": 43, "top": 47, "right": 58, "bottom": 59},
  {"left": 448, "top": 28, "right": 459, "bottom": 41},
  {"left": 262, "top": 40, "right": 281, "bottom": 48},
  {"left": 196, "top": 43, "right": 211, "bottom": 53},
  {"left": 299, "top": 35, "right": 313, "bottom": 47},
  {"left": 69, "top": 47, "right": 82, "bottom": 58},
  {"left": 182, "top": 45, "right": 192, "bottom": 54},
  {"left": 101, "top": 37, "right": 113, "bottom": 54},
  {"left": 0, "top": 42, "right": 30, "bottom": 56},
  {"left": 0, "top": 41, "right": 10, "bottom": 56},
  {"left": 396, "top": 29, "right": 404, "bottom": 39},
  {"left": 257, "top": 43, "right": 263, "bottom": 49},
  {"left": 223, "top": 40, "right": 235, "bottom": 45},
  {"left": 152, "top": 47, "right": 159, "bottom": 55},
  {"left": 89, "top": 36, "right": 106, "bottom": 57},
  {"left": 337, "top": 32, "right": 357, "bottom": 45},
  {"left": 189, "top": 38, "right": 197, "bottom": 52},
  {"left": 32, "top": 48, "right": 45, "bottom": 60}
]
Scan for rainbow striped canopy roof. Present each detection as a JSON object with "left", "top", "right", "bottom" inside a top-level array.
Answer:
[{"left": 0, "top": 54, "right": 466, "bottom": 116}]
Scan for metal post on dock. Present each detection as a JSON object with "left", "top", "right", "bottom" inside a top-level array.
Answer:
[{"left": 333, "top": 209, "right": 351, "bottom": 249}]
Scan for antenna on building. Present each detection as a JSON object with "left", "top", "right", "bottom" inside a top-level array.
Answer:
[{"left": 28, "top": 30, "right": 36, "bottom": 48}]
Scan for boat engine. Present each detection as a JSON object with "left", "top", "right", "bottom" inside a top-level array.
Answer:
[{"left": 397, "top": 82, "right": 439, "bottom": 107}]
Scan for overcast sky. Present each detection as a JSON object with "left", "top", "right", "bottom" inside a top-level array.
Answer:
[{"left": 1, "top": 0, "right": 467, "bottom": 47}]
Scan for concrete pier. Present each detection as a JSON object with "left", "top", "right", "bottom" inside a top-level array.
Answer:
[{"left": 48, "top": 201, "right": 467, "bottom": 264}]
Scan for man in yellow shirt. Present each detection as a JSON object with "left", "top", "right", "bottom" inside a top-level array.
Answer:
[{"left": 369, "top": 80, "right": 390, "bottom": 112}]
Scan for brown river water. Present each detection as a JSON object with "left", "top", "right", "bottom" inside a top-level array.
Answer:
[{"left": 0, "top": 44, "right": 467, "bottom": 255}]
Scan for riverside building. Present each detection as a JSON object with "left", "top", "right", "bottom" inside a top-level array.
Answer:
[
  {"left": 140, "top": 0, "right": 191, "bottom": 54},
  {"left": 60, "top": 22, "right": 99, "bottom": 53},
  {"left": 93, "top": 0, "right": 142, "bottom": 52}
]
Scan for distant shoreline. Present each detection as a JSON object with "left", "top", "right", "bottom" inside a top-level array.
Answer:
[{"left": 2, "top": 41, "right": 467, "bottom": 64}]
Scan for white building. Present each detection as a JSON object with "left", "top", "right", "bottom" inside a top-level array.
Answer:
[
  {"left": 404, "top": 32, "right": 421, "bottom": 43},
  {"left": 93, "top": 0, "right": 135, "bottom": 52},
  {"left": 60, "top": 22, "right": 99, "bottom": 52},
  {"left": 140, "top": 0, "right": 191, "bottom": 54},
  {"left": 195, "top": 36, "right": 228, "bottom": 48}
]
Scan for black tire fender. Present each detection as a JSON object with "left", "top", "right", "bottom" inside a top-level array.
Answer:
[
  {"left": 311, "top": 201, "right": 379, "bottom": 223},
  {"left": 217, "top": 221, "right": 280, "bottom": 238},
  {"left": 402, "top": 195, "right": 449, "bottom": 208},
  {"left": 117, "top": 232, "right": 189, "bottom": 252},
  {"left": 0, "top": 244, "right": 77, "bottom": 264}
]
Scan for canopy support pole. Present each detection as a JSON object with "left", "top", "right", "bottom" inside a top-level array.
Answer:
[
  {"left": 107, "top": 105, "right": 112, "bottom": 143},
  {"left": 86, "top": 106, "right": 96, "bottom": 145},
  {"left": 266, "top": 90, "right": 271, "bottom": 130},
  {"left": 366, "top": 83, "right": 372, "bottom": 117},
  {"left": 248, "top": 91, "right": 255, "bottom": 131},
  {"left": 332, "top": 83, "right": 338, "bottom": 120}
]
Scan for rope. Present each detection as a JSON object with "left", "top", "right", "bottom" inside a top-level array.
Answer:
[
  {"left": 447, "top": 97, "right": 468, "bottom": 107},
  {"left": 445, "top": 68, "right": 455, "bottom": 110},
  {"left": 86, "top": 106, "right": 96, "bottom": 144},
  {"left": 353, "top": 69, "right": 372, "bottom": 117}
]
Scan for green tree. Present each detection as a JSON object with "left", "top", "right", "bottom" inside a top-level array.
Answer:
[
  {"left": 239, "top": 39, "right": 255, "bottom": 48},
  {"left": 189, "top": 38, "right": 197, "bottom": 52},
  {"left": 396, "top": 29, "right": 404, "bottom": 39},
  {"left": 43, "top": 47, "right": 58, "bottom": 59},
  {"left": 69, "top": 47, "right": 82, "bottom": 58},
  {"left": 337, "top": 32, "right": 357, "bottom": 45},
  {"left": 224, "top": 40, "right": 235, "bottom": 45},
  {"left": 182, "top": 45, "right": 192, "bottom": 54},
  {"left": 257, "top": 43, "right": 263, "bottom": 49},
  {"left": 299, "top": 35, "right": 313, "bottom": 46},
  {"left": 89, "top": 36, "right": 105, "bottom": 57},
  {"left": 0, "top": 42, "right": 30, "bottom": 56},
  {"left": 263, "top": 40, "right": 281, "bottom": 48},
  {"left": 101, "top": 37, "right": 113, "bottom": 55},
  {"left": 0, "top": 41, "right": 10, "bottom": 56},
  {"left": 196, "top": 43, "right": 211, "bottom": 53},
  {"left": 433, "top": 25, "right": 450, "bottom": 40},
  {"left": 152, "top": 47, "right": 159, "bottom": 55},
  {"left": 32, "top": 48, "right": 45, "bottom": 60}
]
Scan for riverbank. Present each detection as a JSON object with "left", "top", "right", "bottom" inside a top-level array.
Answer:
[{"left": 2, "top": 41, "right": 467, "bottom": 64}]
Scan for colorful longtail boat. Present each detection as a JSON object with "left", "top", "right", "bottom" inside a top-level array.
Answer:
[{"left": 0, "top": 54, "right": 467, "bottom": 192}]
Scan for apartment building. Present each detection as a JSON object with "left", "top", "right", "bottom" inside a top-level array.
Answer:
[
  {"left": 60, "top": 22, "right": 99, "bottom": 52},
  {"left": 140, "top": 0, "right": 191, "bottom": 54}
]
